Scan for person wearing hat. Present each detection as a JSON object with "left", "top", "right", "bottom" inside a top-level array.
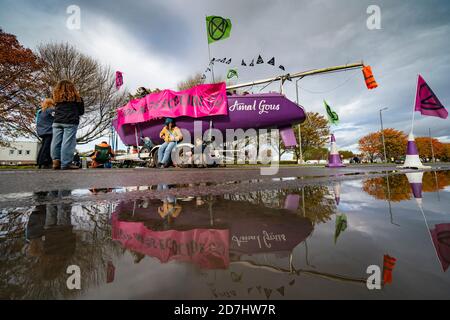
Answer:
[{"left": 158, "top": 118, "right": 183, "bottom": 168}]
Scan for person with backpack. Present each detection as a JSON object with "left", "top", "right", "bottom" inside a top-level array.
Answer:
[
  {"left": 90, "top": 141, "right": 115, "bottom": 168},
  {"left": 50, "top": 80, "right": 84, "bottom": 170},
  {"left": 36, "top": 98, "right": 55, "bottom": 169}
]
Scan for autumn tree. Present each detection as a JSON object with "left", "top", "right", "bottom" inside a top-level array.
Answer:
[
  {"left": 304, "top": 147, "right": 328, "bottom": 161},
  {"left": 443, "top": 144, "right": 450, "bottom": 162},
  {"left": 291, "top": 112, "right": 330, "bottom": 161},
  {"left": 37, "top": 43, "right": 128, "bottom": 144},
  {"left": 359, "top": 128, "right": 407, "bottom": 162},
  {"left": 422, "top": 171, "right": 450, "bottom": 192},
  {"left": 415, "top": 137, "right": 445, "bottom": 161},
  {"left": 383, "top": 128, "right": 407, "bottom": 160},
  {"left": 0, "top": 29, "right": 45, "bottom": 145},
  {"left": 363, "top": 175, "right": 411, "bottom": 202},
  {"left": 339, "top": 150, "right": 355, "bottom": 159},
  {"left": 358, "top": 132, "right": 379, "bottom": 162}
]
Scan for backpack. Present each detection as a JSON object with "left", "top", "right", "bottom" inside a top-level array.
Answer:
[{"left": 95, "top": 145, "right": 111, "bottom": 163}]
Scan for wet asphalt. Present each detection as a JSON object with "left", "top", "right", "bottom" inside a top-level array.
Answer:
[{"left": 0, "top": 164, "right": 450, "bottom": 197}]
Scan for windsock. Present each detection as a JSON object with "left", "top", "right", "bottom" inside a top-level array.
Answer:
[
  {"left": 383, "top": 254, "right": 397, "bottom": 285},
  {"left": 362, "top": 65, "right": 378, "bottom": 90},
  {"left": 326, "top": 134, "right": 345, "bottom": 168}
]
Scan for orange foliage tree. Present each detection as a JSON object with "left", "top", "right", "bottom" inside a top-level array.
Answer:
[
  {"left": 363, "top": 175, "right": 411, "bottom": 202},
  {"left": 444, "top": 144, "right": 450, "bottom": 162},
  {"left": 0, "top": 29, "right": 45, "bottom": 145},
  {"left": 358, "top": 129, "right": 407, "bottom": 162},
  {"left": 422, "top": 171, "right": 450, "bottom": 192},
  {"left": 358, "top": 132, "right": 380, "bottom": 162},
  {"left": 415, "top": 137, "right": 445, "bottom": 160}
]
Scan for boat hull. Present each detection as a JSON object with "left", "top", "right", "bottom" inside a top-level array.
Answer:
[{"left": 114, "top": 93, "right": 306, "bottom": 146}]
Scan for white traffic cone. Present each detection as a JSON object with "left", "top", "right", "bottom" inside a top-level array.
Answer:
[
  {"left": 406, "top": 172, "right": 424, "bottom": 208},
  {"left": 399, "top": 132, "right": 429, "bottom": 169},
  {"left": 326, "top": 134, "right": 345, "bottom": 168}
]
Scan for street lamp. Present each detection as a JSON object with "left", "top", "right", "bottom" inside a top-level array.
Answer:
[
  {"left": 296, "top": 77, "right": 304, "bottom": 164},
  {"left": 379, "top": 107, "right": 388, "bottom": 163}
]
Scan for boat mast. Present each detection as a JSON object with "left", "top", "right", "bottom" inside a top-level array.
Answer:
[{"left": 226, "top": 61, "right": 364, "bottom": 91}]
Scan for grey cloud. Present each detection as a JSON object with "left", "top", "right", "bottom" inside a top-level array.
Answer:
[{"left": 1, "top": 0, "right": 449, "bottom": 151}]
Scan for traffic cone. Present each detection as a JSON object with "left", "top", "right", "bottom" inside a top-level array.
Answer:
[
  {"left": 406, "top": 172, "right": 424, "bottom": 207},
  {"left": 399, "top": 132, "right": 429, "bottom": 169},
  {"left": 326, "top": 134, "right": 345, "bottom": 168},
  {"left": 333, "top": 182, "right": 341, "bottom": 205}
]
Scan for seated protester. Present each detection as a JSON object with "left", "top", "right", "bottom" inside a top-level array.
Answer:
[
  {"left": 90, "top": 141, "right": 115, "bottom": 168},
  {"left": 158, "top": 118, "right": 183, "bottom": 168}
]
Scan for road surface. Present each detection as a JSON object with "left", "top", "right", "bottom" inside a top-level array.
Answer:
[{"left": 0, "top": 164, "right": 448, "bottom": 208}]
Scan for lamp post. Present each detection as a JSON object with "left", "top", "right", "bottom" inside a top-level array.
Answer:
[
  {"left": 296, "top": 78, "right": 304, "bottom": 164},
  {"left": 379, "top": 107, "right": 388, "bottom": 163},
  {"left": 429, "top": 128, "right": 435, "bottom": 163}
]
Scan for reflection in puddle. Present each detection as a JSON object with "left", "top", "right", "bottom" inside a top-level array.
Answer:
[{"left": 1, "top": 171, "right": 449, "bottom": 299}]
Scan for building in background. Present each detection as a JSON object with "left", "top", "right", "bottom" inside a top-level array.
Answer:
[{"left": 0, "top": 141, "right": 39, "bottom": 165}]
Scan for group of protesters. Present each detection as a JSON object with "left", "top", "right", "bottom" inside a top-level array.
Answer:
[
  {"left": 36, "top": 80, "right": 114, "bottom": 170},
  {"left": 36, "top": 79, "right": 184, "bottom": 170}
]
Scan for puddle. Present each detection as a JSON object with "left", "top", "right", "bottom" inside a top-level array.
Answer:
[{"left": 1, "top": 171, "right": 449, "bottom": 299}]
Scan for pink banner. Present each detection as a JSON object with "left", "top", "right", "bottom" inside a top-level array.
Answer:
[
  {"left": 116, "top": 82, "right": 228, "bottom": 127},
  {"left": 112, "top": 214, "right": 230, "bottom": 269},
  {"left": 415, "top": 74, "right": 448, "bottom": 119}
]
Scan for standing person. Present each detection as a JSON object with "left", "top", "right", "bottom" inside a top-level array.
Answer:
[
  {"left": 50, "top": 80, "right": 84, "bottom": 170},
  {"left": 36, "top": 98, "right": 55, "bottom": 169},
  {"left": 158, "top": 118, "right": 183, "bottom": 168}
]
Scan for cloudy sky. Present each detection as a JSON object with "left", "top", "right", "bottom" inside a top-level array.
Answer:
[{"left": 1, "top": 0, "right": 449, "bottom": 152}]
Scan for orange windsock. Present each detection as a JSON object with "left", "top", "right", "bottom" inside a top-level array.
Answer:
[
  {"left": 362, "top": 65, "right": 378, "bottom": 90},
  {"left": 383, "top": 254, "right": 397, "bottom": 285}
]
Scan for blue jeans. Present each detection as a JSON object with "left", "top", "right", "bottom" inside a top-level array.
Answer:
[
  {"left": 158, "top": 142, "right": 176, "bottom": 165},
  {"left": 51, "top": 123, "right": 78, "bottom": 168}
]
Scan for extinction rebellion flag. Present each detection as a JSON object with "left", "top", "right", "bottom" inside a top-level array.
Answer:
[
  {"left": 324, "top": 100, "right": 339, "bottom": 125},
  {"left": 415, "top": 74, "right": 448, "bottom": 119},
  {"left": 206, "top": 16, "right": 232, "bottom": 44}
]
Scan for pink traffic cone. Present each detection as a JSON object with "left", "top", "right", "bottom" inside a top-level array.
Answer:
[{"left": 326, "top": 134, "right": 345, "bottom": 168}]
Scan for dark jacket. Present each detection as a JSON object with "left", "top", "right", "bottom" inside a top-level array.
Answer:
[
  {"left": 36, "top": 107, "right": 55, "bottom": 137},
  {"left": 54, "top": 99, "right": 85, "bottom": 125}
]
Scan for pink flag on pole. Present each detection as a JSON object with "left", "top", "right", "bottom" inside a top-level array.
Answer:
[
  {"left": 115, "top": 71, "right": 123, "bottom": 89},
  {"left": 415, "top": 75, "right": 447, "bottom": 119}
]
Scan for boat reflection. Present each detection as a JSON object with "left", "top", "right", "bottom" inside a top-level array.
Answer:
[{"left": 112, "top": 194, "right": 315, "bottom": 270}]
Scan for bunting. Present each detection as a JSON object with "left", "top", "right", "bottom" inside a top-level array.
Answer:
[{"left": 202, "top": 55, "right": 288, "bottom": 79}]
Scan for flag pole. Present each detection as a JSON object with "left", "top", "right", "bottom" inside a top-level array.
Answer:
[
  {"left": 411, "top": 75, "right": 419, "bottom": 134},
  {"left": 429, "top": 128, "right": 435, "bottom": 163},
  {"left": 208, "top": 43, "right": 215, "bottom": 83},
  {"left": 418, "top": 203, "right": 445, "bottom": 272},
  {"left": 206, "top": 15, "right": 215, "bottom": 83}
]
